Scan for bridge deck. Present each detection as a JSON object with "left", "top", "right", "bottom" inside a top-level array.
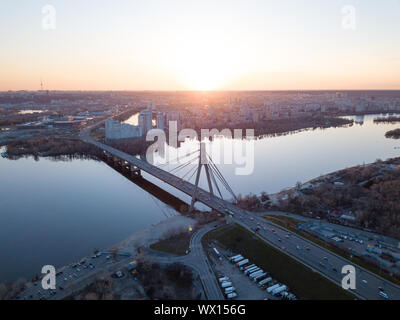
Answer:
[{"left": 84, "top": 137, "right": 239, "bottom": 214}]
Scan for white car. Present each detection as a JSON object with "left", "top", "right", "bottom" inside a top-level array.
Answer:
[{"left": 362, "top": 280, "right": 368, "bottom": 284}]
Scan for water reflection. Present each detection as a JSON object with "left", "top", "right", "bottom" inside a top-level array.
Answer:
[{"left": 0, "top": 150, "right": 174, "bottom": 282}]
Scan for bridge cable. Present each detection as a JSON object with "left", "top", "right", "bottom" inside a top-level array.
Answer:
[
  {"left": 181, "top": 164, "right": 198, "bottom": 181},
  {"left": 187, "top": 166, "right": 199, "bottom": 182},
  {"left": 157, "top": 149, "right": 200, "bottom": 167},
  {"left": 167, "top": 154, "right": 199, "bottom": 174},
  {"left": 206, "top": 153, "right": 237, "bottom": 202},
  {"left": 209, "top": 167, "right": 224, "bottom": 199}
]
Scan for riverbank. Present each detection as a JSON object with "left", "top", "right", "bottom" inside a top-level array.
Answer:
[
  {"left": 245, "top": 157, "right": 400, "bottom": 239},
  {"left": 386, "top": 128, "right": 400, "bottom": 139},
  {"left": 189, "top": 116, "right": 354, "bottom": 138}
]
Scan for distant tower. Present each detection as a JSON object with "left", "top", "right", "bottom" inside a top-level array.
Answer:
[
  {"left": 156, "top": 112, "right": 165, "bottom": 130},
  {"left": 40, "top": 78, "right": 44, "bottom": 91}
]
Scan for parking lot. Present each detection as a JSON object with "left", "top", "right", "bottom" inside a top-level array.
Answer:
[{"left": 208, "top": 247, "right": 287, "bottom": 300}]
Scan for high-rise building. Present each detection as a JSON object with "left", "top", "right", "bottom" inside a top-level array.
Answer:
[
  {"left": 139, "top": 109, "right": 153, "bottom": 135},
  {"left": 156, "top": 112, "right": 165, "bottom": 130}
]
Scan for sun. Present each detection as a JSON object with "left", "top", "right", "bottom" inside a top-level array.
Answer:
[
  {"left": 180, "top": 59, "right": 226, "bottom": 91},
  {"left": 169, "top": 28, "right": 241, "bottom": 91}
]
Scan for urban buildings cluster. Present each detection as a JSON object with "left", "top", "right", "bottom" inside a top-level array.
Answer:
[{"left": 2, "top": 90, "right": 400, "bottom": 139}]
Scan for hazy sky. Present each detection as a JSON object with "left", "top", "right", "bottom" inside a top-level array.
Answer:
[{"left": 1, "top": 0, "right": 400, "bottom": 91}]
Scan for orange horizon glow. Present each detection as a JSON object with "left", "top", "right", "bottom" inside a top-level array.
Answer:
[{"left": 1, "top": 1, "right": 400, "bottom": 91}]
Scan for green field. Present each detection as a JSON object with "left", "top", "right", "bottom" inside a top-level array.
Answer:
[
  {"left": 149, "top": 232, "right": 192, "bottom": 256},
  {"left": 203, "top": 224, "right": 356, "bottom": 300}
]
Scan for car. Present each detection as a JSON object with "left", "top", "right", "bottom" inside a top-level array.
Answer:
[
  {"left": 296, "top": 245, "right": 301, "bottom": 250},
  {"left": 332, "top": 268, "right": 337, "bottom": 272},
  {"left": 319, "top": 262, "right": 326, "bottom": 268},
  {"left": 323, "top": 257, "right": 328, "bottom": 260},
  {"left": 362, "top": 280, "right": 367, "bottom": 284},
  {"left": 278, "top": 238, "right": 282, "bottom": 242},
  {"left": 379, "top": 291, "right": 389, "bottom": 299},
  {"left": 305, "top": 247, "right": 310, "bottom": 251},
  {"left": 378, "top": 286, "right": 384, "bottom": 292}
]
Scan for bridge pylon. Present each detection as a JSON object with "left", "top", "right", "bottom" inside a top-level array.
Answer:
[{"left": 189, "top": 142, "right": 214, "bottom": 212}]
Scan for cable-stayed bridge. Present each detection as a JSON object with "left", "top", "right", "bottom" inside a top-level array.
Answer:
[{"left": 81, "top": 130, "right": 241, "bottom": 215}]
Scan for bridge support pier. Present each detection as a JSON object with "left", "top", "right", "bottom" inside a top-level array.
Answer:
[
  {"left": 113, "top": 156, "right": 123, "bottom": 168},
  {"left": 130, "top": 165, "right": 141, "bottom": 178}
]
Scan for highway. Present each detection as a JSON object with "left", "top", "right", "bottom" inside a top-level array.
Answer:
[{"left": 233, "top": 213, "right": 400, "bottom": 300}]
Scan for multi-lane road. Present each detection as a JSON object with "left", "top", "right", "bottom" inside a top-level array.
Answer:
[{"left": 233, "top": 212, "right": 400, "bottom": 300}]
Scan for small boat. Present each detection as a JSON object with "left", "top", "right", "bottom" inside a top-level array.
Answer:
[{"left": 1, "top": 152, "right": 8, "bottom": 158}]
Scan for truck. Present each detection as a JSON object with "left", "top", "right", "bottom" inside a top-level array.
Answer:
[
  {"left": 253, "top": 273, "right": 267, "bottom": 282},
  {"left": 213, "top": 248, "right": 221, "bottom": 259},
  {"left": 224, "top": 286, "right": 235, "bottom": 294},
  {"left": 272, "top": 285, "right": 287, "bottom": 296},
  {"left": 231, "top": 256, "right": 244, "bottom": 264},
  {"left": 221, "top": 281, "right": 233, "bottom": 288},
  {"left": 249, "top": 270, "right": 264, "bottom": 279},
  {"left": 226, "top": 292, "right": 238, "bottom": 299},
  {"left": 229, "top": 254, "right": 242, "bottom": 262},
  {"left": 266, "top": 283, "right": 280, "bottom": 293},
  {"left": 242, "top": 264, "right": 255, "bottom": 271},
  {"left": 258, "top": 277, "right": 272, "bottom": 287},
  {"left": 245, "top": 267, "right": 259, "bottom": 275},
  {"left": 246, "top": 267, "right": 260, "bottom": 275},
  {"left": 218, "top": 276, "right": 229, "bottom": 283},
  {"left": 236, "top": 259, "right": 249, "bottom": 267}
]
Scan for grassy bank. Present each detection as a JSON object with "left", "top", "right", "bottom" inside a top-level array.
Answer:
[
  {"left": 149, "top": 232, "right": 192, "bottom": 256},
  {"left": 203, "top": 224, "right": 355, "bottom": 300},
  {"left": 263, "top": 215, "right": 400, "bottom": 286}
]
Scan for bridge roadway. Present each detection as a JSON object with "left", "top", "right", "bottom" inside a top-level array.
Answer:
[{"left": 81, "top": 131, "right": 240, "bottom": 215}]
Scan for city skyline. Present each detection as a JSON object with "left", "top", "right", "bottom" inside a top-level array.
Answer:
[{"left": 1, "top": 1, "right": 400, "bottom": 91}]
